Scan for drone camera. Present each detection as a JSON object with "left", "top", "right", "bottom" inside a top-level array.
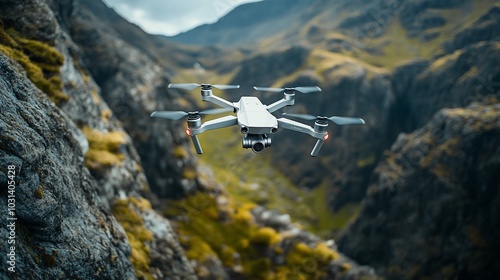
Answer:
[
  {"left": 242, "top": 134, "right": 271, "bottom": 153},
  {"left": 271, "top": 127, "right": 278, "bottom": 134},
  {"left": 241, "top": 126, "right": 249, "bottom": 133}
]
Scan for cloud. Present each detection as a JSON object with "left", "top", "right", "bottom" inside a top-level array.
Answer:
[{"left": 103, "top": 0, "right": 261, "bottom": 36}]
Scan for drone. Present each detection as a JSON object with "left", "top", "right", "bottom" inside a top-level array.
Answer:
[{"left": 150, "top": 83, "right": 365, "bottom": 157}]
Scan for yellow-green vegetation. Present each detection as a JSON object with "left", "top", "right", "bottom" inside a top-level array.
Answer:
[
  {"left": 307, "top": 182, "right": 361, "bottom": 237},
  {"left": 173, "top": 145, "right": 189, "bottom": 159},
  {"left": 166, "top": 192, "right": 344, "bottom": 279},
  {"left": 286, "top": 242, "right": 339, "bottom": 276},
  {"left": 34, "top": 185, "right": 44, "bottom": 199},
  {"left": 196, "top": 122, "right": 316, "bottom": 225},
  {"left": 250, "top": 227, "right": 281, "bottom": 245},
  {"left": 348, "top": 0, "right": 496, "bottom": 69},
  {"left": 82, "top": 126, "right": 126, "bottom": 171},
  {"left": 357, "top": 153, "right": 376, "bottom": 168},
  {"left": 40, "top": 250, "right": 57, "bottom": 267},
  {"left": 112, "top": 197, "right": 153, "bottom": 280},
  {"left": 0, "top": 24, "right": 68, "bottom": 105}
]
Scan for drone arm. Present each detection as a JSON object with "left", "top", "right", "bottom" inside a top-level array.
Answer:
[
  {"left": 190, "top": 115, "right": 238, "bottom": 135},
  {"left": 266, "top": 94, "right": 295, "bottom": 113},
  {"left": 277, "top": 118, "right": 327, "bottom": 157},
  {"left": 201, "top": 94, "right": 235, "bottom": 111}
]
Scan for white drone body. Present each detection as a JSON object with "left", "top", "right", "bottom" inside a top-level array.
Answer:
[{"left": 150, "top": 83, "right": 365, "bottom": 157}]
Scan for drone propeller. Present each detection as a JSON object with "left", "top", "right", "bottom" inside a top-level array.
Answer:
[
  {"left": 169, "top": 83, "right": 240, "bottom": 90},
  {"left": 283, "top": 113, "right": 365, "bottom": 125},
  {"left": 150, "top": 108, "right": 233, "bottom": 120},
  {"left": 253, "top": 86, "right": 322, "bottom": 94}
]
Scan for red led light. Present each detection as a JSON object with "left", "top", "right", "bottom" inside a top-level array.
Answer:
[
  {"left": 186, "top": 128, "right": 192, "bottom": 136},
  {"left": 323, "top": 133, "right": 329, "bottom": 141}
]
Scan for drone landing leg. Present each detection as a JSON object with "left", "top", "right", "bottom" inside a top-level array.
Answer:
[
  {"left": 190, "top": 135, "right": 203, "bottom": 154},
  {"left": 310, "top": 139, "right": 324, "bottom": 157}
]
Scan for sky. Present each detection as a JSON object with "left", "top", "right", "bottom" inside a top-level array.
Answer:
[{"left": 103, "top": 0, "right": 261, "bottom": 36}]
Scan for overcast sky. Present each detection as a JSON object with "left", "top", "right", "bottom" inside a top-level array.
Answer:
[{"left": 103, "top": 0, "right": 261, "bottom": 36}]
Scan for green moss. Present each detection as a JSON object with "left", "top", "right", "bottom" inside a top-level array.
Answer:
[
  {"left": 112, "top": 198, "right": 153, "bottom": 280},
  {"left": 181, "top": 167, "right": 197, "bottom": 180},
  {"left": 82, "top": 126, "right": 126, "bottom": 171},
  {"left": 357, "top": 154, "right": 376, "bottom": 168},
  {"left": 285, "top": 242, "right": 339, "bottom": 279},
  {"left": 166, "top": 192, "right": 276, "bottom": 278},
  {"left": 0, "top": 26, "right": 68, "bottom": 105},
  {"left": 166, "top": 191, "right": 347, "bottom": 279},
  {"left": 34, "top": 185, "right": 44, "bottom": 199},
  {"left": 173, "top": 145, "right": 189, "bottom": 159},
  {"left": 306, "top": 182, "right": 361, "bottom": 237},
  {"left": 40, "top": 250, "right": 57, "bottom": 267},
  {"left": 250, "top": 227, "right": 281, "bottom": 245},
  {"left": 243, "top": 258, "right": 272, "bottom": 279}
]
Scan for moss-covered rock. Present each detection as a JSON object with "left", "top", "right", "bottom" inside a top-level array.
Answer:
[{"left": 0, "top": 25, "right": 68, "bottom": 105}]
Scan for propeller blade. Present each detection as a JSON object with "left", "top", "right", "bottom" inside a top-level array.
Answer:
[
  {"left": 213, "top": 84, "right": 240, "bottom": 90},
  {"left": 254, "top": 86, "right": 322, "bottom": 93},
  {"left": 294, "top": 86, "right": 322, "bottom": 94},
  {"left": 253, "top": 87, "right": 285, "bottom": 92},
  {"left": 199, "top": 108, "right": 233, "bottom": 115},
  {"left": 168, "top": 83, "right": 201, "bottom": 90},
  {"left": 282, "top": 113, "right": 317, "bottom": 121},
  {"left": 328, "top": 116, "right": 365, "bottom": 125},
  {"left": 150, "top": 111, "right": 189, "bottom": 120}
]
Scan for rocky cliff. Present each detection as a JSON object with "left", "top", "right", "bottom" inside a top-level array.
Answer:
[
  {"left": 339, "top": 101, "right": 500, "bottom": 279},
  {"left": 0, "top": 0, "right": 196, "bottom": 277}
]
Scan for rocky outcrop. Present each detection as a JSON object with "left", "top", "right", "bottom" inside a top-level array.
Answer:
[
  {"left": 0, "top": 51, "right": 136, "bottom": 279},
  {"left": 57, "top": 0, "right": 200, "bottom": 199},
  {"left": 339, "top": 101, "right": 500, "bottom": 279},
  {"left": 1, "top": 0, "right": 196, "bottom": 278},
  {"left": 392, "top": 5, "right": 500, "bottom": 132}
]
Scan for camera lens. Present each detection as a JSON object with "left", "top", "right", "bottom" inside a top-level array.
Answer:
[{"left": 252, "top": 142, "right": 264, "bottom": 152}]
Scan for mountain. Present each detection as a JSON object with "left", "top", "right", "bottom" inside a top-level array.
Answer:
[
  {"left": 0, "top": 0, "right": 378, "bottom": 279},
  {"left": 169, "top": 0, "right": 312, "bottom": 47}
]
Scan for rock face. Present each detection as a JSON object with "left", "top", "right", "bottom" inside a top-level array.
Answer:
[
  {"left": 1, "top": 0, "right": 196, "bottom": 279},
  {"left": 339, "top": 102, "right": 500, "bottom": 279},
  {"left": 58, "top": 0, "right": 200, "bottom": 199},
  {"left": 0, "top": 52, "right": 136, "bottom": 279}
]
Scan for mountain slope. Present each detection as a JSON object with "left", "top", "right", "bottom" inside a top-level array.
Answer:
[
  {"left": 339, "top": 101, "right": 500, "bottom": 279},
  {"left": 170, "top": 0, "right": 312, "bottom": 47}
]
